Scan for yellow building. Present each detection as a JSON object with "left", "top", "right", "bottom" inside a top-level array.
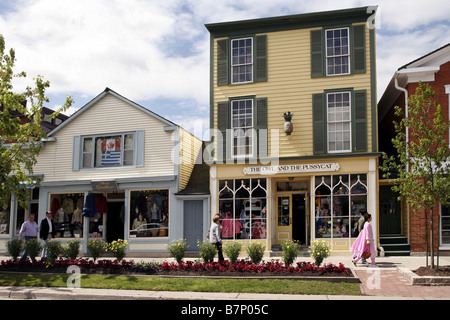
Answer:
[{"left": 205, "top": 7, "right": 379, "bottom": 253}]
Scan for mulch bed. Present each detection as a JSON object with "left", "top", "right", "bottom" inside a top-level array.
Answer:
[{"left": 413, "top": 265, "right": 450, "bottom": 277}]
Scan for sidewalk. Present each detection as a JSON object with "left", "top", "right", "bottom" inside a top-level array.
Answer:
[{"left": 0, "top": 255, "right": 449, "bottom": 300}]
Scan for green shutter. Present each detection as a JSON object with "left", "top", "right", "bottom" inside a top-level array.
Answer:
[
  {"left": 255, "top": 97, "right": 268, "bottom": 158},
  {"left": 352, "top": 24, "right": 366, "bottom": 74},
  {"left": 217, "top": 101, "right": 230, "bottom": 161},
  {"left": 352, "top": 90, "right": 367, "bottom": 152},
  {"left": 254, "top": 35, "right": 267, "bottom": 82},
  {"left": 310, "top": 29, "right": 324, "bottom": 78},
  {"left": 217, "top": 39, "right": 229, "bottom": 85},
  {"left": 312, "top": 93, "right": 326, "bottom": 154}
]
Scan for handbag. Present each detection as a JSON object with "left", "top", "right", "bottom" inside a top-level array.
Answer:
[{"left": 361, "top": 242, "right": 371, "bottom": 259}]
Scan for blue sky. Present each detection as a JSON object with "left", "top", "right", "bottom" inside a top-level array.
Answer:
[{"left": 0, "top": 0, "right": 449, "bottom": 139}]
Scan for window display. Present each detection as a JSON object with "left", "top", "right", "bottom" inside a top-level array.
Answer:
[
  {"left": 49, "top": 193, "right": 85, "bottom": 238},
  {"left": 218, "top": 179, "right": 267, "bottom": 240},
  {"left": 129, "top": 190, "right": 169, "bottom": 238},
  {"left": 314, "top": 174, "right": 367, "bottom": 239},
  {"left": 0, "top": 201, "right": 10, "bottom": 235}
]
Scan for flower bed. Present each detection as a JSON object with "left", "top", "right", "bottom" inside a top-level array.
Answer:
[
  {"left": 159, "top": 260, "right": 351, "bottom": 277},
  {"left": 0, "top": 258, "right": 352, "bottom": 278}
]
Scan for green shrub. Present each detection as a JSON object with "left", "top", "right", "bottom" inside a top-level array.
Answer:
[
  {"left": 45, "top": 240, "right": 63, "bottom": 263},
  {"left": 309, "top": 240, "right": 331, "bottom": 267},
  {"left": 281, "top": 240, "right": 301, "bottom": 266},
  {"left": 64, "top": 240, "right": 80, "bottom": 260},
  {"left": 107, "top": 239, "right": 128, "bottom": 262},
  {"left": 86, "top": 239, "right": 107, "bottom": 262},
  {"left": 6, "top": 238, "right": 22, "bottom": 261},
  {"left": 197, "top": 241, "right": 216, "bottom": 263},
  {"left": 167, "top": 239, "right": 188, "bottom": 264},
  {"left": 246, "top": 242, "right": 265, "bottom": 264},
  {"left": 223, "top": 241, "right": 242, "bottom": 264},
  {"left": 23, "top": 238, "right": 42, "bottom": 262}
]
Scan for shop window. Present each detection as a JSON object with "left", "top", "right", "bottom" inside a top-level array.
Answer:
[
  {"left": 49, "top": 193, "right": 85, "bottom": 238},
  {"left": 314, "top": 174, "right": 367, "bottom": 239},
  {"left": 441, "top": 204, "right": 450, "bottom": 246},
  {"left": 0, "top": 199, "right": 10, "bottom": 235},
  {"left": 129, "top": 190, "right": 169, "bottom": 238},
  {"left": 218, "top": 179, "right": 267, "bottom": 240},
  {"left": 15, "top": 188, "right": 39, "bottom": 236}
]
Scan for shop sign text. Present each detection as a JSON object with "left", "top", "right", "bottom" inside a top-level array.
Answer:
[{"left": 243, "top": 163, "right": 340, "bottom": 175}]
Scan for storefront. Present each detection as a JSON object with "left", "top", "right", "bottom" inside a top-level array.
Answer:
[
  {"left": 210, "top": 157, "right": 378, "bottom": 253},
  {"left": 0, "top": 88, "right": 204, "bottom": 256}
]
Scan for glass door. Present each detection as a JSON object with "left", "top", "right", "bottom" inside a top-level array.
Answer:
[{"left": 275, "top": 195, "right": 292, "bottom": 245}]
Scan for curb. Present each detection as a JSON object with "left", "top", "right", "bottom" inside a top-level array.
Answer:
[{"left": 398, "top": 267, "right": 450, "bottom": 286}]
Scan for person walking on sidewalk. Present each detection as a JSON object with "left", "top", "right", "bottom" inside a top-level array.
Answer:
[
  {"left": 209, "top": 214, "right": 224, "bottom": 262},
  {"left": 40, "top": 211, "right": 55, "bottom": 259},
  {"left": 351, "top": 213, "right": 376, "bottom": 267},
  {"left": 18, "top": 213, "right": 39, "bottom": 261}
]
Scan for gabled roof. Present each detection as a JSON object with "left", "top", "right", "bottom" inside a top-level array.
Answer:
[
  {"left": 48, "top": 87, "right": 178, "bottom": 136},
  {"left": 398, "top": 43, "right": 450, "bottom": 70},
  {"left": 378, "top": 42, "right": 450, "bottom": 123}
]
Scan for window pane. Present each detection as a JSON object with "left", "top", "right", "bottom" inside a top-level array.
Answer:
[
  {"left": 49, "top": 193, "right": 85, "bottom": 238},
  {"left": 0, "top": 199, "right": 10, "bottom": 235},
  {"left": 95, "top": 136, "right": 122, "bottom": 167},
  {"left": 325, "top": 27, "right": 350, "bottom": 76},
  {"left": 130, "top": 190, "right": 169, "bottom": 238},
  {"left": 231, "top": 37, "right": 253, "bottom": 83}
]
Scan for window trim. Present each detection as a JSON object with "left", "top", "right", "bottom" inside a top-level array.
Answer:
[
  {"left": 230, "top": 98, "right": 255, "bottom": 158},
  {"left": 230, "top": 37, "right": 254, "bottom": 85},
  {"left": 81, "top": 131, "right": 136, "bottom": 169},
  {"left": 326, "top": 91, "right": 352, "bottom": 153},
  {"left": 325, "top": 27, "right": 351, "bottom": 77}
]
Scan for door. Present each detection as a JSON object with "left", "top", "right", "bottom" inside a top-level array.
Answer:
[
  {"left": 379, "top": 185, "right": 401, "bottom": 234},
  {"left": 275, "top": 195, "right": 292, "bottom": 245},
  {"left": 106, "top": 201, "right": 124, "bottom": 243},
  {"left": 292, "top": 194, "right": 307, "bottom": 245},
  {"left": 184, "top": 200, "right": 203, "bottom": 251}
]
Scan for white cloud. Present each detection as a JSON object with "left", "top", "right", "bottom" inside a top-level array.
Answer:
[{"left": 0, "top": 0, "right": 449, "bottom": 135}]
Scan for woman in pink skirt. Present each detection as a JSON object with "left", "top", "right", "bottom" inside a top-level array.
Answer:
[{"left": 351, "top": 213, "right": 376, "bottom": 267}]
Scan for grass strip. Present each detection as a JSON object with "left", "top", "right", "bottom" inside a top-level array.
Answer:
[{"left": 0, "top": 273, "right": 361, "bottom": 296}]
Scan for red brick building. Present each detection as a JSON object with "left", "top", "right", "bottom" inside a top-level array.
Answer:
[{"left": 378, "top": 43, "right": 450, "bottom": 255}]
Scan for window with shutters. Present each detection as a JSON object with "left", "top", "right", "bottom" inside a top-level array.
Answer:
[
  {"left": 311, "top": 24, "right": 366, "bottom": 78},
  {"left": 217, "top": 35, "right": 267, "bottom": 86},
  {"left": 231, "top": 99, "right": 254, "bottom": 157},
  {"left": 81, "top": 132, "right": 135, "bottom": 168},
  {"left": 325, "top": 28, "right": 350, "bottom": 76},
  {"left": 313, "top": 89, "right": 367, "bottom": 155},
  {"left": 231, "top": 38, "right": 253, "bottom": 84},
  {"left": 327, "top": 92, "right": 351, "bottom": 152}
]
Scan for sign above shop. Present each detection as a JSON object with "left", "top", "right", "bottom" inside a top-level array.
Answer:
[
  {"left": 91, "top": 180, "right": 118, "bottom": 191},
  {"left": 243, "top": 163, "right": 340, "bottom": 175}
]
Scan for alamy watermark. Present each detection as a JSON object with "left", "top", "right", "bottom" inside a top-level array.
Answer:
[{"left": 66, "top": 265, "right": 81, "bottom": 289}]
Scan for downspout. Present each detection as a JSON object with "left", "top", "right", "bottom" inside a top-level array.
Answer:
[
  {"left": 394, "top": 72, "right": 409, "bottom": 168},
  {"left": 394, "top": 71, "right": 411, "bottom": 259}
]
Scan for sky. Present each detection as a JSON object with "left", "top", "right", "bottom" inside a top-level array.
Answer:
[{"left": 0, "top": 0, "right": 449, "bottom": 140}]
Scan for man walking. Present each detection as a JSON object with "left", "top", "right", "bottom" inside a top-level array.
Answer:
[
  {"left": 40, "top": 211, "right": 55, "bottom": 259},
  {"left": 19, "top": 213, "right": 39, "bottom": 261}
]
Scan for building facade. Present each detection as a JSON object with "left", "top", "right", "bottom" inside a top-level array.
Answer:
[
  {"left": 205, "top": 7, "right": 379, "bottom": 253},
  {"left": 0, "top": 88, "right": 206, "bottom": 255},
  {"left": 378, "top": 43, "right": 450, "bottom": 255}
]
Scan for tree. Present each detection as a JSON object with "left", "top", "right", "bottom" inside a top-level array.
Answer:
[
  {"left": 381, "top": 82, "right": 450, "bottom": 270},
  {"left": 0, "top": 34, "right": 73, "bottom": 209}
]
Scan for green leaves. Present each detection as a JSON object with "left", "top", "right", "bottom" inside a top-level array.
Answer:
[{"left": 0, "top": 34, "right": 73, "bottom": 208}]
